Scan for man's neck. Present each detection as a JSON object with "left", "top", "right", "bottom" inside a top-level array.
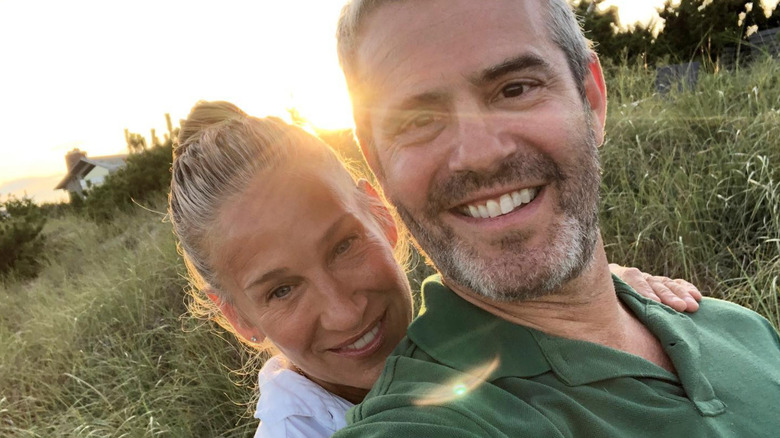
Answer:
[{"left": 445, "top": 245, "right": 676, "bottom": 372}]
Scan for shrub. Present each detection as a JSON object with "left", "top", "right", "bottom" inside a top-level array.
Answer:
[
  {"left": 82, "top": 141, "right": 173, "bottom": 221},
  {"left": 0, "top": 196, "right": 47, "bottom": 279}
]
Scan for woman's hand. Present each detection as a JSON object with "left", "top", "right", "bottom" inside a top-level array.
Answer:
[{"left": 609, "top": 264, "right": 703, "bottom": 312}]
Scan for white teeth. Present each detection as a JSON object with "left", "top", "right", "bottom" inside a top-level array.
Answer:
[
  {"left": 343, "top": 323, "right": 380, "bottom": 351},
  {"left": 518, "top": 188, "right": 531, "bottom": 204},
  {"left": 461, "top": 187, "right": 539, "bottom": 219},
  {"left": 486, "top": 200, "right": 501, "bottom": 218},
  {"left": 499, "top": 194, "right": 514, "bottom": 215}
]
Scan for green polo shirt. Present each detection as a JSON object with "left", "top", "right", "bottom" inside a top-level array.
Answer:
[{"left": 334, "top": 275, "right": 780, "bottom": 437}]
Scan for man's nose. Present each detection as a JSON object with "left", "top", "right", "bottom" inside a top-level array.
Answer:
[
  {"left": 447, "top": 111, "right": 515, "bottom": 174},
  {"left": 318, "top": 280, "right": 368, "bottom": 333}
]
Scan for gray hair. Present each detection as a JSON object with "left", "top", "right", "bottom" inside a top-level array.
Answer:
[{"left": 336, "top": 0, "right": 593, "bottom": 158}]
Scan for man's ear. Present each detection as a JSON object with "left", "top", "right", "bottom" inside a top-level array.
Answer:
[
  {"left": 357, "top": 179, "right": 398, "bottom": 247},
  {"left": 206, "top": 290, "right": 265, "bottom": 344},
  {"left": 583, "top": 52, "right": 607, "bottom": 148}
]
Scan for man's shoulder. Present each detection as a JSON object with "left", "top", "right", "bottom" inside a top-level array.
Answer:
[
  {"left": 337, "top": 337, "right": 561, "bottom": 438},
  {"left": 693, "top": 296, "right": 778, "bottom": 332},
  {"left": 691, "top": 296, "right": 780, "bottom": 348}
]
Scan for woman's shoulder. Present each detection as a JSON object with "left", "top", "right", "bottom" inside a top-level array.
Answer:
[{"left": 254, "top": 356, "right": 354, "bottom": 437}]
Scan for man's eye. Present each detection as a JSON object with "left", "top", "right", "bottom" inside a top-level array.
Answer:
[
  {"left": 334, "top": 236, "right": 356, "bottom": 256},
  {"left": 269, "top": 285, "right": 293, "bottom": 300},
  {"left": 501, "top": 83, "right": 527, "bottom": 98},
  {"left": 398, "top": 111, "right": 442, "bottom": 134},
  {"left": 411, "top": 113, "right": 436, "bottom": 128}
]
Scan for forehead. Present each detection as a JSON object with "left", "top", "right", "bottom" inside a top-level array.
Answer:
[
  {"left": 209, "top": 162, "right": 360, "bottom": 280},
  {"left": 355, "top": 0, "right": 554, "bottom": 103}
]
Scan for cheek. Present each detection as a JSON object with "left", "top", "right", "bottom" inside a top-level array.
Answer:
[
  {"left": 381, "top": 150, "right": 440, "bottom": 208},
  {"left": 258, "top": 306, "right": 315, "bottom": 355}
]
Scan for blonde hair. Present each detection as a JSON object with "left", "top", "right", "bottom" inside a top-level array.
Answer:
[{"left": 168, "top": 101, "right": 410, "bottom": 350}]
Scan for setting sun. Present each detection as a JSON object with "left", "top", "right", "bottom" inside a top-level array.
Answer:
[
  {"left": 0, "top": 0, "right": 355, "bottom": 203},
  {"left": 2, "top": 0, "right": 776, "bottom": 203}
]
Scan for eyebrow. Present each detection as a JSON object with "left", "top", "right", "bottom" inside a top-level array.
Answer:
[
  {"left": 245, "top": 267, "right": 291, "bottom": 292},
  {"left": 242, "top": 213, "right": 355, "bottom": 292},
  {"left": 383, "top": 53, "right": 554, "bottom": 119},
  {"left": 391, "top": 90, "right": 449, "bottom": 113},
  {"left": 470, "top": 53, "right": 554, "bottom": 86}
]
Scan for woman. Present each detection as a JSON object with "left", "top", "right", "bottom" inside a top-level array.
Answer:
[{"left": 168, "top": 101, "right": 701, "bottom": 437}]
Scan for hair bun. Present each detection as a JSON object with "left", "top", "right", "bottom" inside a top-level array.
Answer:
[{"left": 175, "top": 101, "right": 248, "bottom": 157}]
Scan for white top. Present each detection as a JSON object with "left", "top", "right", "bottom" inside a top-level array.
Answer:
[{"left": 254, "top": 355, "right": 354, "bottom": 438}]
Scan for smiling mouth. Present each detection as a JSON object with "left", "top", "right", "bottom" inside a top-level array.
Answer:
[
  {"left": 342, "top": 322, "right": 381, "bottom": 351},
  {"left": 457, "top": 187, "right": 541, "bottom": 219},
  {"left": 330, "top": 318, "right": 385, "bottom": 357}
]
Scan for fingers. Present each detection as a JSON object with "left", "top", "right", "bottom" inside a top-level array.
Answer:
[
  {"left": 644, "top": 276, "right": 689, "bottom": 311},
  {"left": 609, "top": 264, "right": 661, "bottom": 303},
  {"left": 608, "top": 263, "right": 703, "bottom": 313},
  {"left": 668, "top": 278, "right": 702, "bottom": 310},
  {"left": 645, "top": 275, "right": 702, "bottom": 312}
]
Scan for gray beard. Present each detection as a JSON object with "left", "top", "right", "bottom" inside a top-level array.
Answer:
[{"left": 392, "top": 125, "right": 602, "bottom": 302}]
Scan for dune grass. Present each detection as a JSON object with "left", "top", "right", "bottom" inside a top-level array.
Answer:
[
  {"left": 0, "top": 59, "right": 778, "bottom": 436},
  {"left": 600, "top": 57, "right": 779, "bottom": 328},
  {"left": 0, "top": 204, "right": 259, "bottom": 436}
]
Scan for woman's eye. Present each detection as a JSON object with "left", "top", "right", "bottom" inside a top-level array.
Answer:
[
  {"left": 501, "top": 82, "right": 527, "bottom": 98},
  {"left": 269, "top": 285, "right": 293, "bottom": 300}
]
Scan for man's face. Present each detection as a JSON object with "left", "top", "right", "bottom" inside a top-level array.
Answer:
[{"left": 354, "top": 0, "right": 607, "bottom": 301}]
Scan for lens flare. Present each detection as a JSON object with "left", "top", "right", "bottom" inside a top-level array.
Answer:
[{"left": 413, "top": 357, "right": 500, "bottom": 406}]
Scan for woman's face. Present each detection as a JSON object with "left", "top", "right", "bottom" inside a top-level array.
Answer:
[{"left": 210, "top": 160, "right": 413, "bottom": 402}]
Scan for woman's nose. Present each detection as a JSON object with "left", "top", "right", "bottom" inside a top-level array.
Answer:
[{"left": 318, "top": 281, "right": 368, "bottom": 332}]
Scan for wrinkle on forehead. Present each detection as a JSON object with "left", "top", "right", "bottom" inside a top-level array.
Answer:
[
  {"left": 207, "top": 161, "right": 359, "bottom": 291},
  {"left": 354, "top": 0, "right": 549, "bottom": 107}
]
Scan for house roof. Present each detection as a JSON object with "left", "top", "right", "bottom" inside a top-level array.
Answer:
[{"left": 54, "top": 154, "right": 128, "bottom": 190}]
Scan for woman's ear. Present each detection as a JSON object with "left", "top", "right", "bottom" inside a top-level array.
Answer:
[
  {"left": 206, "top": 290, "right": 265, "bottom": 344},
  {"left": 357, "top": 179, "right": 398, "bottom": 247}
]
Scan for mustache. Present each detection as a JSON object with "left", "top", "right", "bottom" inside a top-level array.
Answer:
[{"left": 425, "top": 151, "right": 563, "bottom": 213}]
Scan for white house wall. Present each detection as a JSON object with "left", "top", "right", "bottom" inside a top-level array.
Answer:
[{"left": 80, "top": 166, "right": 111, "bottom": 191}]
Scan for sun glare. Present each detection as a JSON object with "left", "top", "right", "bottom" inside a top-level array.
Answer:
[
  {"left": 598, "top": 0, "right": 685, "bottom": 29},
  {"left": 3, "top": 0, "right": 775, "bottom": 202}
]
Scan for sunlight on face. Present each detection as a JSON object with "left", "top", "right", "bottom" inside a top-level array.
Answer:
[{"left": 211, "top": 159, "right": 412, "bottom": 401}]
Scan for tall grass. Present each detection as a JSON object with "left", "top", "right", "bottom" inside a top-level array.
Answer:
[
  {"left": 600, "top": 57, "right": 780, "bottom": 328},
  {"left": 0, "top": 201, "right": 259, "bottom": 437},
  {"left": 0, "top": 59, "right": 778, "bottom": 436}
]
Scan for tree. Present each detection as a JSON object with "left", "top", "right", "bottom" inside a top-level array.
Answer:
[
  {"left": 655, "top": 0, "right": 779, "bottom": 63},
  {"left": 574, "top": 0, "right": 657, "bottom": 64}
]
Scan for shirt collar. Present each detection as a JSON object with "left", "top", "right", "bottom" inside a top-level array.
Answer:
[
  {"left": 407, "top": 275, "right": 551, "bottom": 380},
  {"left": 407, "top": 275, "right": 723, "bottom": 415}
]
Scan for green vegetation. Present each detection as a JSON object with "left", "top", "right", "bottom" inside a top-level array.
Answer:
[
  {"left": 0, "top": 196, "right": 47, "bottom": 280},
  {"left": 0, "top": 203, "right": 261, "bottom": 436},
  {"left": 79, "top": 141, "right": 175, "bottom": 223},
  {"left": 1, "top": 59, "right": 778, "bottom": 435},
  {"left": 576, "top": 0, "right": 780, "bottom": 65},
  {"left": 599, "top": 57, "right": 779, "bottom": 328}
]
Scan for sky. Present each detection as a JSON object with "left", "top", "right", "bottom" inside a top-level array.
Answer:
[{"left": 0, "top": 0, "right": 775, "bottom": 203}]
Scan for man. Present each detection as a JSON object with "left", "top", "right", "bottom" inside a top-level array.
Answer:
[{"left": 332, "top": 0, "right": 780, "bottom": 436}]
